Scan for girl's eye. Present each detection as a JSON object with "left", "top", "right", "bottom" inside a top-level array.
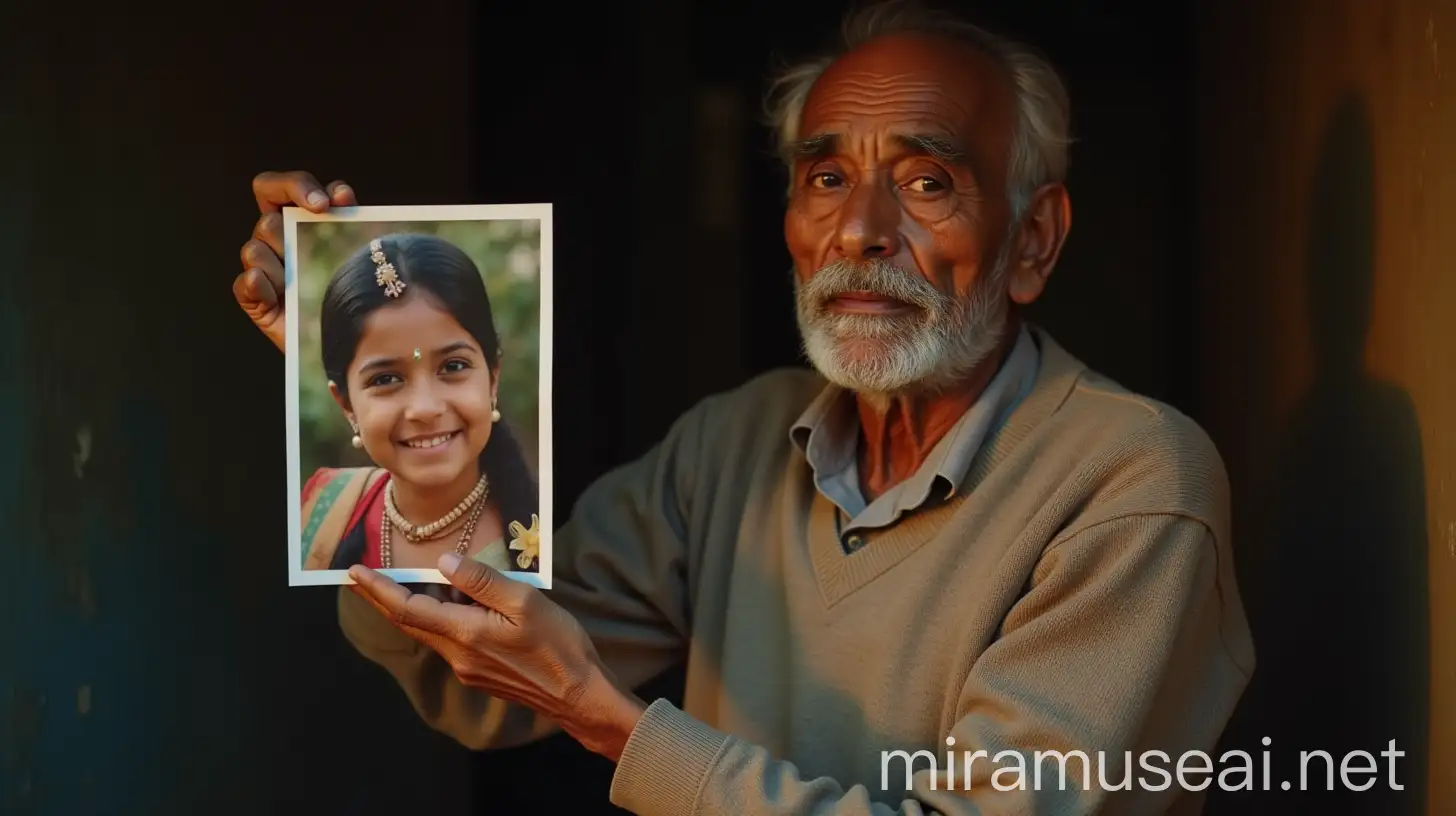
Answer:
[
  {"left": 441, "top": 358, "right": 471, "bottom": 374},
  {"left": 366, "top": 373, "right": 402, "bottom": 388}
]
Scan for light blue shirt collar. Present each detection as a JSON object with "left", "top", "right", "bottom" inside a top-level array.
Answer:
[{"left": 789, "top": 324, "right": 1040, "bottom": 533}]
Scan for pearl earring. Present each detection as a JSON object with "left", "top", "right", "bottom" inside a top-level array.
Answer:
[
  {"left": 350, "top": 423, "right": 363, "bottom": 449},
  {"left": 491, "top": 407, "right": 501, "bottom": 423}
]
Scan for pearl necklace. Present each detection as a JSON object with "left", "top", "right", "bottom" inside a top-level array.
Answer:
[
  {"left": 384, "top": 474, "right": 489, "bottom": 542},
  {"left": 381, "top": 485, "right": 486, "bottom": 569}
]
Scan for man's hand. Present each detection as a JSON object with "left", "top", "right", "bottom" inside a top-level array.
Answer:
[
  {"left": 233, "top": 171, "right": 358, "bottom": 352},
  {"left": 346, "top": 554, "right": 647, "bottom": 762}
]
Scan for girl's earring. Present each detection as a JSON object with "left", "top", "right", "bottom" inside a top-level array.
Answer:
[
  {"left": 491, "top": 401, "right": 501, "bottom": 423},
  {"left": 350, "top": 422, "right": 364, "bottom": 449}
]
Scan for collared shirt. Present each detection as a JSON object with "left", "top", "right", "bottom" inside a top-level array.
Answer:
[{"left": 788, "top": 324, "right": 1040, "bottom": 551}]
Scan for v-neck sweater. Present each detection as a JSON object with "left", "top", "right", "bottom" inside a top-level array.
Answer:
[{"left": 337, "top": 326, "right": 1255, "bottom": 815}]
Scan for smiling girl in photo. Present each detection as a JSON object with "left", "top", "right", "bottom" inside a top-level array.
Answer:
[{"left": 298, "top": 233, "right": 540, "bottom": 574}]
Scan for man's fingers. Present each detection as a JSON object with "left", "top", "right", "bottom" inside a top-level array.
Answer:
[
  {"left": 349, "top": 565, "right": 428, "bottom": 621},
  {"left": 231, "top": 269, "right": 285, "bottom": 351},
  {"left": 326, "top": 180, "right": 357, "bottom": 207},
  {"left": 232, "top": 268, "right": 278, "bottom": 310},
  {"left": 250, "top": 179, "right": 354, "bottom": 257},
  {"left": 418, "top": 583, "right": 476, "bottom": 606},
  {"left": 349, "top": 565, "right": 466, "bottom": 637},
  {"left": 253, "top": 212, "right": 283, "bottom": 257},
  {"left": 253, "top": 170, "right": 329, "bottom": 214},
  {"left": 239, "top": 238, "right": 284, "bottom": 293},
  {"left": 439, "top": 552, "right": 531, "bottom": 615},
  {"left": 248, "top": 177, "right": 353, "bottom": 255},
  {"left": 235, "top": 169, "right": 346, "bottom": 355},
  {"left": 347, "top": 586, "right": 455, "bottom": 653},
  {"left": 348, "top": 582, "right": 398, "bottom": 623}
]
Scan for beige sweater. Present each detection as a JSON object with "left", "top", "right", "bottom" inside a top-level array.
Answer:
[{"left": 337, "top": 327, "right": 1255, "bottom": 814}]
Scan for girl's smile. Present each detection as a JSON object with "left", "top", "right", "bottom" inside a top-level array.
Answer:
[{"left": 398, "top": 429, "right": 463, "bottom": 452}]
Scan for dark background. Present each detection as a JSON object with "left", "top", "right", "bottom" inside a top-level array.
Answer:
[{"left": 0, "top": 0, "right": 1438, "bottom": 814}]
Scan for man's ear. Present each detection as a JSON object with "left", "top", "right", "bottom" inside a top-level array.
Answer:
[{"left": 1006, "top": 182, "right": 1072, "bottom": 306}]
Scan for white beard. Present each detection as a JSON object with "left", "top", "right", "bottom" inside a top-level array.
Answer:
[{"left": 794, "top": 243, "right": 1013, "bottom": 401}]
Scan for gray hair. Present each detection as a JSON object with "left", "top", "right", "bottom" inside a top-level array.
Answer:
[{"left": 763, "top": 0, "right": 1073, "bottom": 220}]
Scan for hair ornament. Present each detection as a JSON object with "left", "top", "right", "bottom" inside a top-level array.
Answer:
[{"left": 370, "top": 238, "right": 406, "bottom": 298}]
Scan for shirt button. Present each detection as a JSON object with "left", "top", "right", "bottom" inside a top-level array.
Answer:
[{"left": 845, "top": 535, "right": 865, "bottom": 552}]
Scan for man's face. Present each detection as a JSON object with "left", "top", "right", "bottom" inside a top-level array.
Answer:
[{"left": 784, "top": 33, "right": 1020, "bottom": 397}]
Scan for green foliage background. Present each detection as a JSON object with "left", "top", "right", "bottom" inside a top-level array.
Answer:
[{"left": 295, "top": 218, "right": 541, "bottom": 482}]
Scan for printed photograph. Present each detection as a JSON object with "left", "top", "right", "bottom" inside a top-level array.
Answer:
[{"left": 283, "top": 204, "right": 553, "bottom": 589}]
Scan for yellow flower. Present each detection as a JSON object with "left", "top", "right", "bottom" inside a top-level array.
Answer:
[{"left": 508, "top": 514, "right": 541, "bottom": 569}]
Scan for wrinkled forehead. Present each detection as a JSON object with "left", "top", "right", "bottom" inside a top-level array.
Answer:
[{"left": 798, "top": 33, "right": 1016, "bottom": 173}]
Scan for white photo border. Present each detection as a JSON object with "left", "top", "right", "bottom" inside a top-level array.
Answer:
[{"left": 283, "top": 203, "right": 554, "bottom": 590}]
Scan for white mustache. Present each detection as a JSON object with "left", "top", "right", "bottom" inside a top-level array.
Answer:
[{"left": 798, "top": 259, "right": 951, "bottom": 314}]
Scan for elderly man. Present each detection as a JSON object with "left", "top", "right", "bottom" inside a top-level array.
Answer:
[{"left": 234, "top": 2, "right": 1253, "bottom": 813}]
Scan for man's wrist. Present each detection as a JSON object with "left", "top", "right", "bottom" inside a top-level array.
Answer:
[{"left": 566, "top": 667, "right": 648, "bottom": 763}]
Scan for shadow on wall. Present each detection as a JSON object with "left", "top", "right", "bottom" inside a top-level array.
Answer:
[{"left": 1209, "top": 91, "right": 1430, "bottom": 815}]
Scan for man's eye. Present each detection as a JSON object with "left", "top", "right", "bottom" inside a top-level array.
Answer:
[
  {"left": 906, "top": 177, "right": 945, "bottom": 193},
  {"left": 809, "top": 172, "right": 844, "bottom": 189}
]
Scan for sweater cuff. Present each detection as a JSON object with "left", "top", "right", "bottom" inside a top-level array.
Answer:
[
  {"left": 609, "top": 698, "right": 729, "bottom": 815},
  {"left": 336, "top": 587, "right": 420, "bottom": 655}
]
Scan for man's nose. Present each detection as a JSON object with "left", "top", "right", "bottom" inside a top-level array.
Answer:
[{"left": 834, "top": 180, "right": 901, "bottom": 259}]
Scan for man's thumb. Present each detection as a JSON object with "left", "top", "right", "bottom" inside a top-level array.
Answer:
[{"left": 439, "top": 552, "right": 519, "bottom": 609}]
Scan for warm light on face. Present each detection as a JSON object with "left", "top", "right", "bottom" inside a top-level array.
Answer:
[{"left": 794, "top": 243, "right": 1013, "bottom": 397}]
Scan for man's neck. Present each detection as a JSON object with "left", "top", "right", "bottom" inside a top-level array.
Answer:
[{"left": 855, "top": 322, "right": 1021, "bottom": 502}]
